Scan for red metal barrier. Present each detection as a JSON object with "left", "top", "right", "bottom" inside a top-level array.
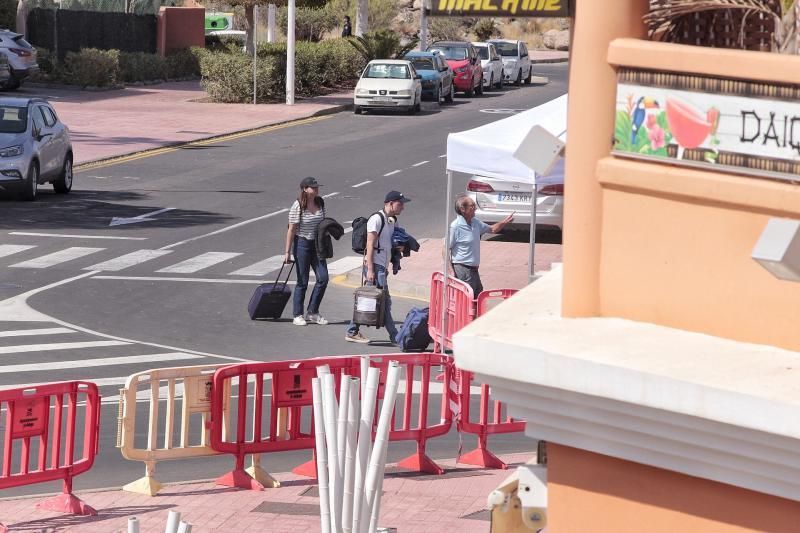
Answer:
[
  {"left": 0, "top": 381, "right": 101, "bottom": 525},
  {"left": 428, "top": 272, "right": 475, "bottom": 352},
  {"left": 209, "top": 357, "right": 353, "bottom": 490}
]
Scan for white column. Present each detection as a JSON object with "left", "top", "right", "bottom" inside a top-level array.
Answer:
[
  {"left": 286, "top": 0, "right": 296, "bottom": 105},
  {"left": 267, "top": 4, "right": 277, "bottom": 43},
  {"left": 419, "top": 0, "right": 428, "bottom": 51},
  {"left": 355, "top": 0, "right": 368, "bottom": 36}
]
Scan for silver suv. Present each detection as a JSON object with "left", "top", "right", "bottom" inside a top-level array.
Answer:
[
  {"left": 0, "top": 30, "right": 38, "bottom": 90},
  {"left": 0, "top": 97, "right": 73, "bottom": 201}
]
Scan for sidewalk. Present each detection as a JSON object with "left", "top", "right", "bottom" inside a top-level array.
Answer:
[{"left": 0, "top": 453, "right": 533, "bottom": 532}]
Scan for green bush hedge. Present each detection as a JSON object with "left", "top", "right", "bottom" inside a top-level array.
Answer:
[
  {"left": 119, "top": 51, "right": 166, "bottom": 83},
  {"left": 64, "top": 48, "right": 119, "bottom": 88},
  {"left": 199, "top": 38, "right": 364, "bottom": 103},
  {"left": 0, "top": 0, "right": 15, "bottom": 31}
]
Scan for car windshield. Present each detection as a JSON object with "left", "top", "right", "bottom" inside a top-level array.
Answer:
[
  {"left": 409, "top": 58, "right": 434, "bottom": 71},
  {"left": 0, "top": 106, "right": 27, "bottom": 134},
  {"left": 476, "top": 47, "right": 489, "bottom": 60},
  {"left": 429, "top": 46, "right": 467, "bottom": 60},
  {"left": 364, "top": 63, "right": 410, "bottom": 79},
  {"left": 492, "top": 42, "right": 518, "bottom": 57}
]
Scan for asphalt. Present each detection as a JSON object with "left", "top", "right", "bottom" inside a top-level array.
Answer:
[{"left": 0, "top": 50, "right": 567, "bottom": 532}]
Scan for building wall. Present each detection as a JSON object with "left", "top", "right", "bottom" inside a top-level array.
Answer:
[
  {"left": 548, "top": 444, "right": 800, "bottom": 533},
  {"left": 157, "top": 7, "right": 205, "bottom": 56}
]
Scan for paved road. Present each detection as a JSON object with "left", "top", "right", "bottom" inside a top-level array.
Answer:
[{"left": 0, "top": 64, "right": 568, "bottom": 494}]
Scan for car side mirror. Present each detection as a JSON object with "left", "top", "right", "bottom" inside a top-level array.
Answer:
[{"left": 415, "top": 74, "right": 422, "bottom": 80}]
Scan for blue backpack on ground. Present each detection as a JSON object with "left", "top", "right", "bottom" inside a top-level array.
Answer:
[{"left": 395, "top": 307, "right": 432, "bottom": 352}]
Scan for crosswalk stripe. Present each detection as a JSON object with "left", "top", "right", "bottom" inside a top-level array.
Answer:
[
  {"left": 84, "top": 250, "right": 172, "bottom": 271},
  {"left": 9, "top": 247, "right": 104, "bottom": 268},
  {"left": 1, "top": 376, "right": 129, "bottom": 391},
  {"left": 0, "top": 244, "right": 35, "bottom": 258},
  {"left": 327, "top": 256, "right": 365, "bottom": 276},
  {"left": 0, "top": 352, "right": 202, "bottom": 373},
  {"left": 0, "top": 340, "right": 130, "bottom": 355},
  {"left": 229, "top": 255, "right": 285, "bottom": 277},
  {"left": 156, "top": 252, "right": 242, "bottom": 274},
  {"left": 0, "top": 327, "right": 75, "bottom": 338}
]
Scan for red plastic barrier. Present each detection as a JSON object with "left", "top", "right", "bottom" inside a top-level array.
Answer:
[
  {"left": 0, "top": 381, "right": 101, "bottom": 527},
  {"left": 428, "top": 272, "right": 475, "bottom": 352},
  {"left": 476, "top": 288, "right": 518, "bottom": 317}
]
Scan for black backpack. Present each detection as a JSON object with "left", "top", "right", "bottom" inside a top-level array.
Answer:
[{"left": 351, "top": 211, "right": 386, "bottom": 254}]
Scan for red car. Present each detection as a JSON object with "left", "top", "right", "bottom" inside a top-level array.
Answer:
[{"left": 427, "top": 41, "right": 483, "bottom": 97}]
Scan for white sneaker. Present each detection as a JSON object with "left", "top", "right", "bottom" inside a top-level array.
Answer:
[
  {"left": 293, "top": 315, "right": 307, "bottom": 326},
  {"left": 306, "top": 313, "right": 329, "bottom": 325}
]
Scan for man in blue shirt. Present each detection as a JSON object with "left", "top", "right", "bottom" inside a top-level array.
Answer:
[{"left": 448, "top": 193, "right": 513, "bottom": 295}]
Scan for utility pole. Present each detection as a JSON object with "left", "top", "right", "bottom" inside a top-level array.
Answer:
[
  {"left": 286, "top": 0, "right": 295, "bottom": 105},
  {"left": 267, "top": 4, "right": 276, "bottom": 43},
  {"left": 420, "top": 0, "right": 428, "bottom": 51},
  {"left": 355, "top": 0, "right": 368, "bottom": 36}
]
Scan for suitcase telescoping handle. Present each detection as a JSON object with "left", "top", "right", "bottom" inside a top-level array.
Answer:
[{"left": 274, "top": 260, "right": 295, "bottom": 291}]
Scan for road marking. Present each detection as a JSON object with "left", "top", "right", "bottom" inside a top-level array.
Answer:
[
  {"left": 352, "top": 180, "right": 371, "bottom": 188},
  {"left": 327, "top": 256, "right": 364, "bottom": 276},
  {"left": 75, "top": 115, "right": 334, "bottom": 173},
  {"left": 0, "top": 327, "right": 74, "bottom": 337},
  {"left": 84, "top": 250, "right": 173, "bottom": 272},
  {"left": 412, "top": 160, "right": 429, "bottom": 167},
  {"left": 160, "top": 208, "right": 289, "bottom": 250},
  {"left": 383, "top": 170, "right": 401, "bottom": 176},
  {"left": 0, "top": 244, "right": 35, "bottom": 259},
  {"left": 9, "top": 232, "right": 147, "bottom": 240},
  {"left": 110, "top": 207, "right": 176, "bottom": 227},
  {"left": 229, "top": 255, "right": 285, "bottom": 277},
  {"left": 10, "top": 247, "right": 104, "bottom": 269},
  {"left": 0, "top": 352, "right": 202, "bottom": 373},
  {"left": 323, "top": 192, "right": 340, "bottom": 198},
  {"left": 0, "top": 340, "right": 130, "bottom": 355},
  {"left": 93, "top": 275, "right": 297, "bottom": 284},
  {"left": 1, "top": 376, "right": 130, "bottom": 390},
  {"left": 439, "top": 154, "right": 446, "bottom": 158},
  {"left": 156, "top": 252, "right": 242, "bottom": 274}
]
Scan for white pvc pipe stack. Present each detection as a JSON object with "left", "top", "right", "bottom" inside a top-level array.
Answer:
[
  {"left": 164, "top": 511, "right": 181, "bottom": 533},
  {"left": 321, "top": 373, "right": 341, "bottom": 532},
  {"left": 342, "top": 378, "right": 361, "bottom": 532},
  {"left": 128, "top": 517, "right": 140, "bottom": 533},
  {"left": 176, "top": 522, "right": 192, "bottom": 533},
  {"left": 337, "top": 374, "right": 351, "bottom": 477},
  {"left": 312, "top": 377, "right": 332, "bottom": 533},
  {"left": 352, "top": 366, "right": 379, "bottom": 533}
]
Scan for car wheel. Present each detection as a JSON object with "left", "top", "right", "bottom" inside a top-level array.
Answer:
[
  {"left": 54, "top": 155, "right": 73, "bottom": 194},
  {"left": 4, "top": 76, "right": 20, "bottom": 91},
  {"left": 488, "top": 74, "right": 494, "bottom": 91},
  {"left": 434, "top": 85, "right": 441, "bottom": 103},
  {"left": 476, "top": 75, "right": 484, "bottom": 95},
  {"left": 22, "top": 161, "right": 38, "bottom": 201},
  {"left": 525, "top": 66, "right": 533, "bottom": 84},
  {"left": 465, "top": 84, "right": 473, "bottom": 97},
  {"left": 445, "top": 83, "right": 454, "bottom": 103},
  {"left": 495, "top": 74, "right": 503, "bottom": 89},
  {"left": 354, "top": 105, "right": 362, "bottom": 115},
  {"left": 515, "top": 69, "right": 522, "bottom": 86}
]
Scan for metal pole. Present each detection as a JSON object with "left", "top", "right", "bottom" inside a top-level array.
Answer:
[
  {"left": 440, "top": 170, "right": 453, "bottom": 352},
  {"left": 267, "top": 4, "right": 276, "bottom": 43},
  {"left": 528, "top": 181, "right": 538, "bottom": 283},
  {"left": 419, "top": 1, "right": 428, "bottom": 51},
  {"left": 286, "top": 0, "right": 296, "bottom": 105},
  {"left": 252, "top": 5, "right": 258, "bottom": 105}
]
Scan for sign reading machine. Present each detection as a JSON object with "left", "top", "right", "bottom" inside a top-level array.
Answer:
[
  {"left": 430, "top": 0, "right": 568, "bottom": 17},
  {"left": 613, "top": 69, "right": 800, "bottom": 180}
]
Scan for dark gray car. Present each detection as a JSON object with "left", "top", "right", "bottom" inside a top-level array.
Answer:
[{"left": 0, "top": 97, "right": 73, "bottom": 201}]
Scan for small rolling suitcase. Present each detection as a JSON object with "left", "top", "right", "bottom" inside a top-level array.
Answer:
[
  {"left": 248, "top": 261, "right": 294, "bottom": 320},
  {"left": 352, "top": 284, "right": 386, "bottom": 328}
]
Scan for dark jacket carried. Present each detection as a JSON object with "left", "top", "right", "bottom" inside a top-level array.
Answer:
[
  {"left": 390, "top": 227, "right": 420, "bottom": 274},
  {"left": 316, "top": 217, "right": 345, "bottom": 259},
  {"left": 342, "top": 21, "right": 352, "bottom": 37}
]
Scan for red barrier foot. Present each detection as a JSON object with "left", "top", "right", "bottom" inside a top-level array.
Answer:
[
  {"left": 36, "top": 493, "right": 98, "bottom": 516},
  {"left": 216, "top": 469, "right": 265, "bottom": 491},
  {"left": 1, "top": 521, "right": 8, "bottom": 533},
  {"left": 292, "top": 458, "right": 318, "bottom": 478},
  {"left": 397, "top": 451, "right": 445, "bottom": 475},
  {"left": 457, "top": 447, "right": 508, "bottom": 470}
]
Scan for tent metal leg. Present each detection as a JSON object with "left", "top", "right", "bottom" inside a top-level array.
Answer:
[
  {"left": 440, "top": 170, "right": 453, "bottom": 352},
  {"left": 529, "top": 184, "right": 538, "bottom": 283}
]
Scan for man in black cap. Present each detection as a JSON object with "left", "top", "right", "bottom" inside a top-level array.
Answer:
[{"left": 346, "top": 190, "right": 411, "bottom": 344}]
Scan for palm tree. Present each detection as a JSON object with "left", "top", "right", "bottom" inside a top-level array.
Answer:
[{"left": 347, "top": 30, "right": 420, "bottom": 62}]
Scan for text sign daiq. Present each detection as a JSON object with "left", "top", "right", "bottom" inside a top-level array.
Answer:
[{"left": 613, "top": 69, "right": 800, "bottom": 180}]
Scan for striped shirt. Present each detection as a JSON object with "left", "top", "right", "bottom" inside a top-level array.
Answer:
[{"left": 288, "top": 200, "right": 325, "bottom": 240}]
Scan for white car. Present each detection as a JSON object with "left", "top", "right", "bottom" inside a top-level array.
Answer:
[
  {"left": 0, "top": 31, "right": 38, "bottom": 90},
  {"left": 353, "top": 60, "right": 422, "bottom": 115},
  {"left": 472, "top": 42, "right": 503, "bottom": 91},
  {"left": 466, "top": 174, "right": 563, "bottom": 231},
  {"left": 488, "top": 39, "right": 532, "bottom": 86}
]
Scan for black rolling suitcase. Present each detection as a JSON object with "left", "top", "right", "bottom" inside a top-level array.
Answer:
[{"left": 248, "top": 262, "right": 294, "bottom": 320}]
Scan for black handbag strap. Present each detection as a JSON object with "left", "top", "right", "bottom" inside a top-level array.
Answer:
[{"left": 274, "top": 260, "right": 295, "bottom": 290}]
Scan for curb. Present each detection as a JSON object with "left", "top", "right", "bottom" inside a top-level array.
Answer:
[
  {"left": 74, "top": 102, "right": 352, "bottom": 171},
  {"left": 332, "top": 269, "right": 431, "bottom": 303},
  {"left": 534, "top": 57, "right": 569, "bottom": 64}
]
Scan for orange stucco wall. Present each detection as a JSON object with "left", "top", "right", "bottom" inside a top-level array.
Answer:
[
  {"left": 157, "top": 7, "right": 205, "bottom": 57},
  {"left": 548, "top": 444, "right": 800, "bottom": 533}
]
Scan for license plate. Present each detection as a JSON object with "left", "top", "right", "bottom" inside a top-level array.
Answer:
[
  {"left": 498, "top": 193, "right": 531, "bottom": 202},
  {"left": 374, "top": 96, "right": 392, "bottom": 102}
]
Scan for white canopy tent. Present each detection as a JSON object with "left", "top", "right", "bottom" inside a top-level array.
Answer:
[{"left": 442, "top": 94, "right": 568, "bottom": 290}]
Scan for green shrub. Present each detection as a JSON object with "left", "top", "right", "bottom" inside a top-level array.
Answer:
[
  {"left": 473, "top": 18, "right": 499, "bottom": 41},
  {"left": 34, "top": 47, "right": 55, "bottom": 75},
  {"left": 429, "top": 18, "right": 466, "bottom": 41},
  {"left": 347, "top": 30, "right": 418, "bottom": 63},
  {"left": 165, "top": 48, "right": 202, "bottom": 79},
  {"left": 0, "top": 0, "right": 15, "bottom": 31},
  {"left": 278, "top": 6, "right": 338, "bottom": 42},
  {"left": 64, "top": 48, "right": 119, "bottom": 88},
  {"left": 118, "top": 51, "right": 166, "bottom": 83}
]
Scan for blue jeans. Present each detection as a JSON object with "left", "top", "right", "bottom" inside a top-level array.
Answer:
[
  {"left": 347, "top": 264, "right": 397, "bottom": 341},
  {"left": 292, "top": 237, "right": 328, "bottom": 317}
]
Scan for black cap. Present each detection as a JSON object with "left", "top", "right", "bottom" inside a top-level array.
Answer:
[
  {"left": 300, "top": 177, "right": 322, "bottom": 188},
  {"left": 384, "top": 190, "right": 411, "bottom": 203}
]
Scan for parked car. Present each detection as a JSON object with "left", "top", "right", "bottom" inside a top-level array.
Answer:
[
  {"left": 488, "top": 39, "right": 532, "bottom": 86},
  {"left": 466, "top": 172, "right": 563, "bottom": 231},
  {"left": 426, "top": 40, "right": 483, "bottom": 97},
  {"left": 0, "top": 97, "right": 73, "bottom": 201},
  {"left": 353, "top": 60, "right": 422, "bottom": 115},
  {"left": 472, "top": 42, "right": 503, "bottom": 91},
  {"left": 0, "top": 30, "right": 38, "bottom": 90},
  {"left": 403, "top": 50, "right": 454, "bottom": 103},
  {"left": 0, "top": 53, "right": 11, "bottom": 88}
]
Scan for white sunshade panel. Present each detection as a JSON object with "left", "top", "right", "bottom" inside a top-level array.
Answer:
[{"left": 446, "top": 94, "right": 568, "bottom": 184}]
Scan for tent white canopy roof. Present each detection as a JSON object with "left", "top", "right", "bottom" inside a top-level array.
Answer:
[{"left": 445, "top": 94, "right": 568, "bottom": 184}]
